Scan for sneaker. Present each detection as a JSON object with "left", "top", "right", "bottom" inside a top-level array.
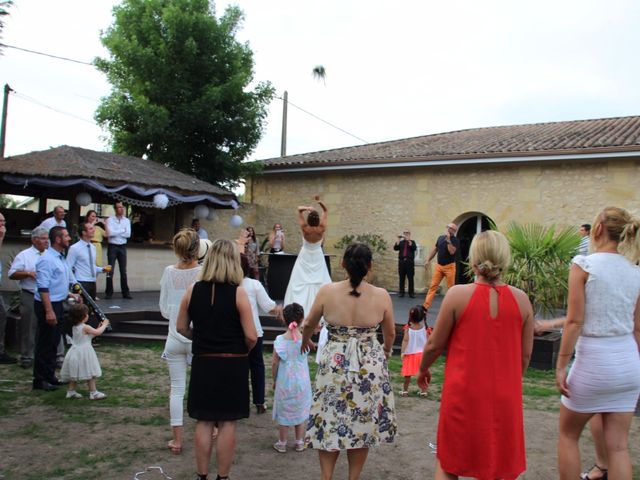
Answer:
[
  {"left": 66, "top": 390, "right": 83, "bottom": 399},
  {"left": 399, "top": 390, "right": 409, "bottom": 397},
  {"left": 272, "top": 441, "right": 286, "bottom": 453},
  {"left": 89, "top": 390, "right": 107, "bottom": 401},
  {"left": 294, "top": 440, "right": 305, "bottom": 452},
  {"left": 0, "top": 353, "right": 17, "bottom": 364}
]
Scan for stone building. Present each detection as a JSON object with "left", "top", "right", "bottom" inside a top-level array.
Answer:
[{"left": 244, "top": 115, "right": 640, "bottom": 292}]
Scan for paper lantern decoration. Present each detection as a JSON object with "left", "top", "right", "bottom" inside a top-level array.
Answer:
[
  {"left": 153, "top": 193, "right": 169, "bottom": 209},
  {"left": 194, "top": 204, "right": 209, "bottom": 219},
  {"left": 75, "top": 192, "right": 92, "bottom": 207},
  {"left": 230, "top": 214, "right": 243, "bottom": 227},
  {"left": 206, "top": 209, "right": 217, "bottom": 221}
]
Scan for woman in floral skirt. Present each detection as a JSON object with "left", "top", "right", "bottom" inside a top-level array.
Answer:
[{"left": 301, "top": 242, "right": 397, "bottom": 480}]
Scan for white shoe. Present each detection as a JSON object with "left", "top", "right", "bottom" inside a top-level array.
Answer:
[
  {"left": 89, "top": 390, "right": 107, "bottom": 401},
  {"left": 66, "top": 390, "right": 83, "bottom": 399},
  {"left": 294, "top": 440, "right": 305, "bottom": 452},
  {"left": 273, "top": 441, "right": 287, "bottom": 453}
]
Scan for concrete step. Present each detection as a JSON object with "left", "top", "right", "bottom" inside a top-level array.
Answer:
[
  {"left": 101, "top": 331, "right": 167, "bottom": 343},
  {"left": 113, "top": 319, "right": 169, "bottom": 336}
]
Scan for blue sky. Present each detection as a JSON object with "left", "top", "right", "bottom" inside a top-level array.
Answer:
[{"left": 2, "top": 0, "right": 640, "bottom": 162}]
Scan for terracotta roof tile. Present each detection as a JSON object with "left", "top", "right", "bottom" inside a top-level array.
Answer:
[{"left": 261, "top": 116, "right": 640, "bottom": 169}]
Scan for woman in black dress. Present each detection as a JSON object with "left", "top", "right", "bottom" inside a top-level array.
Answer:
[{"left": 177, "top": 239, "right": 257, "bottom": 480}]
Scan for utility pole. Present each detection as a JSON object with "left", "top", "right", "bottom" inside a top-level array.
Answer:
[
  {"left": 0, "top": 84, "right": 12, "bottom": 158},
  {"left": 280, "top": 90, "right": 288, "bottom": 157}
]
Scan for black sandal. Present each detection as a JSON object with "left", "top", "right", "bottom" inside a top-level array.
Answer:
[{"left": 580, "top": 464, "right": 607, "bottom": 480}]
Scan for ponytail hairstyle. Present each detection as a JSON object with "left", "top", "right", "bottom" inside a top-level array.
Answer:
[
  {"left": 343, "top": 242, "right": 372, "bottom": 297},
  {"left": 408, "top": 304, "right": 426, "bottom": 326},
  {"left": 469, "top": 230, "right": 511, "bottom": 284},
  {"left": 172, "top": 228, "right": 200, "bottom": 262},
  {"left": 595, "top": 206, "right": 640, "bottom": 264},
  {"left": 282, "top": 302, "right": 304, "bottom": 327}
]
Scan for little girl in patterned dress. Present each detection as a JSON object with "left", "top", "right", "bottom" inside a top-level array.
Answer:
[
  {"left": 60, "top": 303, "right": 110, "bottom": 400},
  {"left": 399, "top": 305, "right": 429, "bottom": 397},
  {"left": 271, "top": 303, "right": 312, "bottom": 453}
]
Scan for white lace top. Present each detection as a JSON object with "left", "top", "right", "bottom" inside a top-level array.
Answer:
[
  {"left": 159, "top": 265, "right": 201, "bottom": 343},
  {"left": 573, "top": 253, "right": 640, "bottom": 337},
  {"left": 241, "top": 277, "right": 276, "bottom": 337}
]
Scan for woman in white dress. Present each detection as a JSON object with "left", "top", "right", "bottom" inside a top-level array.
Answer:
[
  {"left": 160, "top": 228, "right": 202, "bottom": 454},
  {"left": 556, "top": 206, "right": 640, "bottom": 480},
  {"left": 284, "top": 196, "right": 332, "bottom": 361}
]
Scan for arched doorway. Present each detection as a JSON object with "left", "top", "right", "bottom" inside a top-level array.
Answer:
[{"left": 454, "top": 212, "right": 494, "bottom": 284}]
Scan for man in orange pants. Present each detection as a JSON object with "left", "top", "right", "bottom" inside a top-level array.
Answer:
[{"left": 422, "top": 223, "right": 459, "bottom": 312}]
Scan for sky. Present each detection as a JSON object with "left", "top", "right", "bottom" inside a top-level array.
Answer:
[{"left": 2, "top": 0, "right": 640, "bottom": 163}]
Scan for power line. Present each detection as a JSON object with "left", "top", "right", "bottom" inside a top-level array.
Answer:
[
  {"left": 12, "top": 91, "right": 96, "bottom": 125},
  {"left": 277, "top": 95, "right": 368, "bottom": 144},
  {"left": 2, "top": 42, "right": 369, "bottom": 143},
  {"left": 0, "top": 43, "right": 94, "bottom": 66}
]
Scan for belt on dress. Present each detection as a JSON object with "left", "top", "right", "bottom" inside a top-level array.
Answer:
[
  {"left": 197, "top": 352, "right": 248, "bottom": 358},
  {"left": 21, "top": 289, "right": 35, "bottom": 295}
]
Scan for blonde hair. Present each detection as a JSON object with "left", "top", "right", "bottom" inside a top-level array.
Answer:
[
  {"left": 172, "top": 228, "right": 199, "bottom": 262},
  {"left": 594, "top": 206, "right": 640, "bottom": 264},
  {"left": 469, "top": 230, "right": 511, "bottom": 282},
  {"left": 198, "top": 238, "right": 243, "bottom": 284}
]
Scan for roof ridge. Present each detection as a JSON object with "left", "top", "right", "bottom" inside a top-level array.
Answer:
[{"left": 260, "top": 115, "right": 640, "bottom": 162}]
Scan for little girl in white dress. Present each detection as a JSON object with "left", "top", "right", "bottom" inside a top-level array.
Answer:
[{"left": 60, "top": 303, "right": 110, "bottom": 400}]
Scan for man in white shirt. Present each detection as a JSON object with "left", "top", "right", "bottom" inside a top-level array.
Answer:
[
  {"left": 67, "top": 222, "right": 107, "bottom": 300},
  {"left": 38, "top": 206, "right": 66, "bottom": 231},
  {"left": 105, "top": 202, "right": 132, "bottom": 299},
  {"left": 8, "top": 226, "right": 49, "bottom": 368},
  {"left": 578, "top": 223, "right": 591, "bottom": 255},
  {"left": 192, "top": 218, "right": 208, "bottom": 240}
]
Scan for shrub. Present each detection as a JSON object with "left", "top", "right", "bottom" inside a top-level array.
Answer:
[{"left": 503, "top": 222, "right": 580, "bottom": 316}]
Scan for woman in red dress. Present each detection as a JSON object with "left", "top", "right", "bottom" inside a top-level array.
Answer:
[{"left": 418, "top": 230, "right": 534, "bottom": 479}]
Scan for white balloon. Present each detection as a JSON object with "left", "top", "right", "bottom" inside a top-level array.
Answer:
[
  {"left": 153, "top": 193, "right": 169, "bottom": 209},
  {"left": 75, "top": 192, "right": 92, "bottom": 206},
  {"left": 206, "top": 209, "right": 217, "bottom": 221},
  {"left": 194, "top": 204, "right": 209, "bottom": 219},
  {"left": 230, "top": 214, "right": 243, "bottom": 227}
]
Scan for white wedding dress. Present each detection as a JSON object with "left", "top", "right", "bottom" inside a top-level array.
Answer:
[{"left": 284, "top": 238, "right": 332, "bottom": 362}]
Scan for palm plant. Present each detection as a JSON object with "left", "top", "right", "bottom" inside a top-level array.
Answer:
[{"left": 503, "top": 222, "right": 581, "bottom": 317}]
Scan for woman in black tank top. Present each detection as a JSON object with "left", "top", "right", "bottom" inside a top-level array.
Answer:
[{"left": 177, "top": 239, "right": 257, "bottom": 480}]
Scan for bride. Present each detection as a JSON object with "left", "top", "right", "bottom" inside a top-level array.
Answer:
[{"left": 284, "top": 196, "right": 332, "bottom": 361}]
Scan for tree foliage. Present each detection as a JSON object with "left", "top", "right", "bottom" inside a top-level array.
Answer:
[
  {"left": 503, "top": 222, "right": 581, "bottom": 316},
  {"left": 95, "top": 0, "right": 274, "bottom": 188},
  {"left": 0, "top": 1, "right": 13, "bottom": 44}
]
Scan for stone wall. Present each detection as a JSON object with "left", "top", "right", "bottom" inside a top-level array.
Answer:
[{"left": 243, "top": 157, "right": 640, "bottom": 291}]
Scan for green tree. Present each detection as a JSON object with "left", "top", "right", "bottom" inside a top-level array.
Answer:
[
  {"left": 0, "top": 1, "right": 13, "bottom": 45},
  {"left": 503, "top": 222, "right": 581, "bottom": 316},
  {"left": 0, "top": 194, "right": 17, "bottom": 208},
  {"left": 95, "top": 0, "right": 274, "bottom": 188}
]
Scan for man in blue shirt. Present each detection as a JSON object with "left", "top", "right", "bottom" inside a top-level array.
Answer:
[
  {"left": 67, "top": 222, "right": 107, "bottom": 300},
  {"left": 33, "top": 226, "right": 79, "bottom": 391}
]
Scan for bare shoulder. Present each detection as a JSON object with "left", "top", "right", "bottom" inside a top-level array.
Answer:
[
  {"left": 370, "top": 284, "right": 392, "bottom": 300},
  {"left": 507, "top": 285, "right": 530, "bottom": 303},
  {"left": 507, "top": 285, "right": 534, "bottom": 317},
  {"left": 446, "top": 283, "right": 475, "bottom": 299}
]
